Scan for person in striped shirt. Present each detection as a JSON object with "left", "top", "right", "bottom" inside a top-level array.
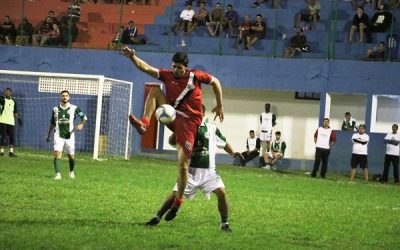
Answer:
[{"left": 260, "top": 131, "right": 286, "bottom": 169}]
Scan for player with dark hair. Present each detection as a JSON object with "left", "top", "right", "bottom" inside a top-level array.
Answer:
[
  {"left": 121, "top": 46, "right": 224, "bottom": 220},
  {"left": 46, "top": 90, "right": 87, "bottom": 180},
  {"left": 0, "top": 88, "right": 19, "bottom": 157},
  {"left": 146, "top": 104, "right": 239, "bottom": 232},
  {"left": 260, "top": 103, "right": 276, "bottom": 155}
]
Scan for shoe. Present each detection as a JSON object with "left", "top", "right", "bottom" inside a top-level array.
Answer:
[
  {"left": 69, "top": 171, "right": 75, "bottom": 179},
  {"left": 128, "top": 115, "right": 147, "bottom": 135},
  {"left": 0, "top": 152, "right": 4, "bottom": 156},
  {"left": 54, "top": 173, "right": 62, "bottom": 180},
  {"left": 9, "top": 152, "right": 17, "bottom": 157},
  {"left": 221, "top": 223, "right": 232, "bottom": 232},
  {"left": 145, "top": 216, "right": 160, "bottom": 226},
  {"left": 165, "top": 206, "right": 180, "bottom": 221}
]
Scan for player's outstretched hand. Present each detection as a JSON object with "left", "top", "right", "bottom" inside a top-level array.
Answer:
[
  {"left": 75, "top": 123, "right": 84, "bottom": 131},
  {"left": 212, "top": 105, "right": 224, "bottom": 122},
  {"left": 121, "top": 45, "right": 136, "bottom": 58}
]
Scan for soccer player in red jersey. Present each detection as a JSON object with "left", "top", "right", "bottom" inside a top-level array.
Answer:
[{"left": 121, "top": 46, "right": 224, "bottom": 220}]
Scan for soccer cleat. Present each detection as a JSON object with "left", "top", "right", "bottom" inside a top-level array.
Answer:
[
  {"left": 165, "top": 206, "right": 180, "bottom": 221},
  {"left": 9, "top": 152, "right": 17, "bottom": 157},
  {"left": 220, "top": 223, "right": 232, "bottom": 232},
  {"left": 69, "top": 171, "right": 75, "bottom": 179},
  {"left": 54, "top": 173, "right": 62, "bottom": 180},
  {"left": 145, "top": 216, "right": 160, "bottom": 226},
  {"left": 128, "top": 115, "right": 147, "bottom": 135}
]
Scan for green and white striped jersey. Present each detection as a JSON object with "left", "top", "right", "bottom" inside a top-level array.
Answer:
[
  {"left": 190, "top": 118, "right": 227, "bottom": 169},
  {"left": 50, "top": 103, "right": 86, "bottom": 139}
]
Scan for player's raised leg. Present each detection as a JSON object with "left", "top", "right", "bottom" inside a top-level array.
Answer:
[{"left": 129, "top": 87, "right": 166, "bottom": 135}]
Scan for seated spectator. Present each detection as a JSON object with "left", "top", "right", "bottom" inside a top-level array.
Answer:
[
  {"left": 44, "top": 23, "right": 61, "bottom": 46},
  {"left": 108, "top": 26, "right": 124, "bottom": 50},
  {"left": 341, "top": 112, "right": 359, "bottom": 131},
  {"left": 60, "top": 19, "right": 79, "bottom": 47},
  {"left": 222, "top": 4, "right": 239, "bottom": 37},
  {"left": 259, "top": 131, "right": 286, "bottom": 169},
  {"left": 253, "top": 0, "right": 281, "bottom": 9},
  {"left": 295, "top": 0, "right": 321, "bottom": 31},
  {"left": 366, "top": 41, "right": 386, "bottom": 60},
  {"left": 284, "top": 27, "right": 308, "bottom": 58},
  {"left": 172, "top": 3, "right": 195, "bottom": 35},
  {"left": 246, "top": 14, "right": 266, "bottom": 49},
  {"left": 68, "top": 0, "right": 81, "bottom": 23},
  {"left": 369, "top": 5, "right": 393, "bottom": 33},
  {"left": 32, "top": 16, "right": 54, "bottom": 46},
  {"left": 0, "top": 16, "right": 16, "bottom": 45},
  {"left": 235, "top": 130, "right": 261, "bottom": 167},
  {"left": 16, "top": 17, "right": 34, "bottom": 45},
  {"left": 348, "top": 6, "right": 369, "bottom": 43},
  {"left": 206, "top": 2, "right": 223, "bottom": 37},
  {"left": 122, "top": 21, "right": 147, "bottom": 45},
  {"left": 187, "top": 2, "right": 209, "bottom": 34},
  {"left": 47, "top": 10, "right": 59, "bottom": 25},
  {"left": 235, "top": 15, "right": 252, "bottom": 49}
]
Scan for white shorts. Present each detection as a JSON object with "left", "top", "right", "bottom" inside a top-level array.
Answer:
[
  {"left": 54, "top": 133, "right": 75, "bottom": 155},
  {"left": 260, "top": 130, "right": 272, "bottom": 141},
  {"left": 173, "top": 167, "right": 225, "bottom": 200}
]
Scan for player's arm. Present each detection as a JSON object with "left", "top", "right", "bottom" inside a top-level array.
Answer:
[
  {"left": 121, "top": 46, "right": 159, "bottom": 78},
  {"left": 46, "top": 111, "right": 56, "bottom": 142},
  {"left": 210, "top": 77, "right": 224, "bottom": 122},
  {"left": 75, "top": 107, "right": 88, "bottom": 131},
  {"left": 272, "top": 114, "right": 277, "bottom": 127},
  {"left": 330, "top": 130, "right": 336, "bottom": 147}
]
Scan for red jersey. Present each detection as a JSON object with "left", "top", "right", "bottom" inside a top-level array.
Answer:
[{"left": 158, "top": 69, "right": 213, "bottom": 119}]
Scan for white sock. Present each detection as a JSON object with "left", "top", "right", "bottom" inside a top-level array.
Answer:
[{"left": 9, "top": 148, "right": 13, "bottom": 153}]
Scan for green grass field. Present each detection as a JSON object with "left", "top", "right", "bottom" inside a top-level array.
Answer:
[{"left": 1, "top": 152, "right": 400, "bottom": 249}]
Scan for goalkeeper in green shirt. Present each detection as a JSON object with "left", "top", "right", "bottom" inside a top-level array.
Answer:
[
  {"left": 145, "top": 105, "right": 242, "bottom": 232},
  {"left": 46, "top": 90, "right": 87, "bottom": 180}
]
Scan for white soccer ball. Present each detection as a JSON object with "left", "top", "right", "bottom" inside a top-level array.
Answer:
[{"left": 155, "top": 104, "right": 176, "bottom": 124}]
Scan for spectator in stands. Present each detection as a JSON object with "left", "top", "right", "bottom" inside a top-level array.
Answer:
[
  {"left": 311, "top": 118, "right": 336, "bottom": 179},
  {"left": 246, "top": 14, "right": 266, "bottom": 49},
  {"left": 44, "top": 23, "right": 61, "bottom": 46},
  {"left": 207, "top": 2, "right": 223, "bottom": 37},
  {"left": 0, "top": 16, "right": 16, "bottom": 45},
  {"left": 187, "top": 2, "right": 209, "bottom": 34},
  {"left": 236, "top": 15, "right": 252, "bottom": 49},
  {"left": 259, "top": 131, "right": 286, "bottom": 169},
  {"left": 295, "top": 0, "right": 321, "bottom": 31},
  {"left": 284, "top": 27, "right": 308, "bottom": 58},
  {"left": 16, "top": 17, "right": 34, "bottom": 46},
  {"left": 47, "top": 11, "right": 59, "bottom": 25},
  {"left": 32, "top": 16, "right": 54, "bottom": 46},
  {"left": 68, "top": 0, "right": 81, "bottom": 23},
  {"left": 122, "top": 21, "right": 147, "bottom": 45},
  {"left": 341, "top": 112, "right": 359, "bottom": 131},
  {"left": 60, "top": 18, "right": 79, "bottom": 47},
  {"left": 236, "top": 130, "right": 261, "bottom": 167},
  {"left": 350, "top": 124, "right": 369, "bottom": 182},
  {"left": 369, "top": 5, "right": 393, "bottom": 33},
  {"left": 108, "top": 26, "right": 124, "bottom": 50},
  {"left": 253, "top": 0, "right": 282, "bottom": 9},
  {"left": 222, "top": 4, "right": 239, "bottom": 37},
  {"left": 381, "top": 124, "right": 400, "bottom": 184},
  {"left": 348, "top": 6, "right": 369, "bottom": 43},
  {"left": 172, "top": 3, "right": 195, "bottom": 35},
  {"left": 366, "top": 41, "right": 386, "bottom": 60}
]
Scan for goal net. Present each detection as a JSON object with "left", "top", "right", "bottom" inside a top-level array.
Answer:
[{"left": 0, "top": 70, "right": 133, "bottom": 160}]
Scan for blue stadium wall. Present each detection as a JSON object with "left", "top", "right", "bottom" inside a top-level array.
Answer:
[{"left": 1, "top": 45, "right": 399, "bottom": 175}]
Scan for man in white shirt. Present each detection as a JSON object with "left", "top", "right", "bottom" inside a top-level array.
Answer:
[
  {"left": 350, "top": 124, "right": 369, "bottom": 182},
  {"left": 311, "top": 118, "right": 336, "bottom": 179},
  {"left": 237, "top": 130, "right": 261, "bottom": 166},
  {"left": 259, "top": 103, "right": 276, "bottom": 155},
  {"left": 381, "top": 124, "right": 400, "bottom": 183},
  {"left": 172, "top": 3, "right": 195, "bottom": 35}
]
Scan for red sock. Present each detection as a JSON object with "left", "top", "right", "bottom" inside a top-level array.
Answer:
[
  {"left": 173, "top": 197, "right": 184, "bottom": 207},
  {"left": 141, "top": 117, "right": 150, "bottom": 126}
]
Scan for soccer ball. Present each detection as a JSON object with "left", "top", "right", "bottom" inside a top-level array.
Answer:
[{"left": 155, "top": 104, "right": 176, "bottom": 124}]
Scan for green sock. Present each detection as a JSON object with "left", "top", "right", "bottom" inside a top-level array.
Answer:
[
  {"left": 54, "top": 158, "right": 61, "bottom": 173},
  {"left": 221, "top": 216, "right": 228, "bottom": 224},
  {"left": 69, "top": 159, "right": 75, "bottom": 172}
]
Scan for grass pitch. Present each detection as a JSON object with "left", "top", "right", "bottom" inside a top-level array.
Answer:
[{"left": 1, "top": 152, "right": 400, "bottom": 249}]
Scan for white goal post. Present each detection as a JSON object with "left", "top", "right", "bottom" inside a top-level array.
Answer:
[{"left": 0, "top": 70, "right": 133, "bottom": 160}]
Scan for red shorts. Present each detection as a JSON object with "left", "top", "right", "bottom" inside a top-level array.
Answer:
[{"left": 167, "top": 113, "right": 201, "bottom": 159}]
